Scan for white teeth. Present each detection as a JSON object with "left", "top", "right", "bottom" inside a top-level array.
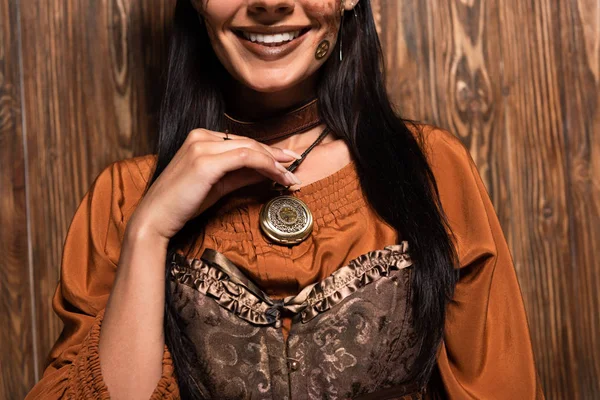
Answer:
[{"left": 241, "top": 30, "right": 303, "bottom": 44}]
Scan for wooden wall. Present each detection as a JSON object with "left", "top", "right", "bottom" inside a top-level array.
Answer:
[{"left": 1, "top": 0, "right": 598, "bottom": 398}]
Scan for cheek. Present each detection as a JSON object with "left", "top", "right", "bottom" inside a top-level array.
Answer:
[
  {"left": 303, "top": 0, "right": 339, "bottom": 16},
  {"left": 303, "top": 0, "right": 342, "bottom": 40}
]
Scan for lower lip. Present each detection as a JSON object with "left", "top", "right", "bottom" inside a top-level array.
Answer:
[{"left": 235, "top": 31, "right": 309, "bottom": 61}]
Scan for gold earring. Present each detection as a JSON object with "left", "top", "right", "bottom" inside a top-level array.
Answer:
[{"left": 339, "top": 0, "right": 345, "bottom": 61}]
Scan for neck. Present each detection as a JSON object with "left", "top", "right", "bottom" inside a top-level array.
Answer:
[
  {"left": 223, "top": 75, "right": 318, "bottom": 120},
  {"left": 222, "top": 76, "right": 340, "bottom": 156},
  {"left": 223, "top": 93, "right": 322, "bottom": 144}
]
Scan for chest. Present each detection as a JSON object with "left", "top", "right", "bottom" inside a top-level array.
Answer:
[
  {"left": 168, "top": 243, "right": 424, "bottom": 399},
  {"left": 193, "top": 173, "right": 399, "bottom": 299}
]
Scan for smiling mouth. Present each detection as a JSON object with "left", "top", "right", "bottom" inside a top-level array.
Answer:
[{"left": 234, "top": 28, "right": 311, "bottom": 47}]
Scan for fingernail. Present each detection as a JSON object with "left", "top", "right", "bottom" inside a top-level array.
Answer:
[
  {"left": 282, "top": 149, "right": 303, "bottom": 159},
  {"left": 274, "top": 161, "right": 289, "bottom": 174},
  {"left": 286, "top": 171, "right": 302, "bottom": 185}
]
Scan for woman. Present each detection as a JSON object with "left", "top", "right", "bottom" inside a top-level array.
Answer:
[{"left": 26, "top": 0, "right": 543, "bottom": 399}]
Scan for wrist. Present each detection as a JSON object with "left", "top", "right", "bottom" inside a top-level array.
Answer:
[{"left": 124, "top": 219, "right": 170, "bottom": 249}]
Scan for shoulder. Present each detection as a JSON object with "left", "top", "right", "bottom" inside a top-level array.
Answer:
[
  {"left": 404, "top": 122, "right": 476, "bottom": 189},
  {"left": 86, "top": 154, "right": 158, "bottom": 229},
  {"left": 411, "top": 122, "right": 476, "bottom": 192},
  {"left": 407, "top": 123, "right": 497, "bottom": 264},
  {"left": 91, "top": 153, "right": 157, "bottom": 197},
  {"left": 406, "top": 122, "right": 471, "bottom": 169},
  {"left": 73, "top": 154, "right": 158, "bottom": 264},
  {"left": 63, "top": 155, "right": 156, "bottom": 268}
]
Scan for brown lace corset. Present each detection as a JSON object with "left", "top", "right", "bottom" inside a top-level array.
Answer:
[{"left": 168, "top": 240, "right": 424, "bottom": 399}]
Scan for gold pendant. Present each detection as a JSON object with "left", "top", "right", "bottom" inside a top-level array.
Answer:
[{"left": 259, "top": 195, "right": 314, "bottom": 245}]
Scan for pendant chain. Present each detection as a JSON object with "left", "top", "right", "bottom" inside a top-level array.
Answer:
[{"left": 272, "top": 126, "right": 332, "bottom": 191}]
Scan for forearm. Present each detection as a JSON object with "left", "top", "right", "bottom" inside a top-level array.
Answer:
[{"left": 99, "top": 223, "right": 169, "bottom": 400}]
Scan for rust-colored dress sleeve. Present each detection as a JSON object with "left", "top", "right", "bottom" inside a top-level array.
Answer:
[
  {"left": 422, "top": 126, "right": 544, "bottom": 399},
  {"left": 25, "top": 156, "right": 180, "bottom": 399}
]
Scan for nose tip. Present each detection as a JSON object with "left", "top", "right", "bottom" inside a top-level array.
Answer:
[{"left": 248, "top": 0, "right": 295, "bottom": 16}]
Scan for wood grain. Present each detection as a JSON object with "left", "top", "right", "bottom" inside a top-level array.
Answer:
[
  {"left": 1, "top": 0, "right": 598, "bottom": 398},
  {"left": 17, "top": 0, "right": 175, "bottom": 373},
  {"left": 0, "top": 0, "right": 36, "bottom": 398},
  {"left": 498, "top": 1, "right": 574, "bottom": 396},
  {"left": 558, "top": 0, "right": 600, "bottom": 397}
]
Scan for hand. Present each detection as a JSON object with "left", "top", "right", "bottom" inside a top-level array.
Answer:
[{"left": 127, "top": 129, "right": 301, "bottom": 241}]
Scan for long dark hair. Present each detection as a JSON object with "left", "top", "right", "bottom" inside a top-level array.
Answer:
[{"left": 150, "top": 1, "right": 459, "bottom": 398}]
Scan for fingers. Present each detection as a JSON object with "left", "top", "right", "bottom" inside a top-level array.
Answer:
[
  {"left": 211, "top": 132, "right": 303, "bottom": 160},
  {"left": 197, "top": 147, "right": 301, "bottom": 188},
  {"left": 189, "top": 139, "right": 299, "bottom": 165},
  {"left": 184, "top": 128, "right": 302, "bottom": 162}
]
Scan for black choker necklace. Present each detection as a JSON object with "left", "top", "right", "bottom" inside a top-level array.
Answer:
[{"left": 223, "top": 98, "right": 321, "bottom": 143}]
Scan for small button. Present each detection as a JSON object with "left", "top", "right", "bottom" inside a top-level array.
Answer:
[{"left": 289, "top": 360, "right": 299, "bottom": 371}]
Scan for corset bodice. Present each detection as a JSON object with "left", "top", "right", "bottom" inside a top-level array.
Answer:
[{"left": 168, "top": 240, "right": 424, "bottom": 399}]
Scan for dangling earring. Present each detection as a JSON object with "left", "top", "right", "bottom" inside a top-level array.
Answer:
[{"left": 339, "top": 0, "right": 345, "bottom": 62}]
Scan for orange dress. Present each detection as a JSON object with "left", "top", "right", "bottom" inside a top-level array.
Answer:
[{"left": 25, "top": 125, "right": 544, "bottom": 399}]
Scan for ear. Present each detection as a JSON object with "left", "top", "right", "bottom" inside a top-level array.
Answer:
[{"left": 343, "top": 0, "right": 360, "bottom": 12}]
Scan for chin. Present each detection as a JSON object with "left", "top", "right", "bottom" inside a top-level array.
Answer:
[{"left": 239, "top": 69, "right": 308, "bottom": 93}]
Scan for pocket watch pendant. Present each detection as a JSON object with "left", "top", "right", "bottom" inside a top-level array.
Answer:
[{"left": 259, "top": 195, "right": 314, "bottom": 245}]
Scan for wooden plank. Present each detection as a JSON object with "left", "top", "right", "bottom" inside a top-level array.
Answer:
[
  {"left": 17, "top": 0, "right": 175, "bottom": 380},
  {"left": 497, "top": 0, "right": 575, "bottom": 397},
  {"left": 373, "top": 0, "right": 438, "bottom": 123},
  {"left": 558, "top": 0, "right": 600, "bottom": 397},
  {"left": 0, "top": 0, "right": 37, "bottom": 397}
]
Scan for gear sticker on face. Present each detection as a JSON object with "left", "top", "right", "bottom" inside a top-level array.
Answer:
[{"left": 315, "top": 40, "right": 331, "bottom": 60}]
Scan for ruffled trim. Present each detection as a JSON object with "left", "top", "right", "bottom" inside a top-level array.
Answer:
[
  {"left": 171, "top": 255, "right": 278, "bottom": 326},
  {"left": 65, "top": 308, "right": 179, "bottom": 399},
  {"left": 150, "top": 346, "right": 179, "bottom": 400},
  {"left": 294, "top": 241, "right": 413, "bottom": 322},
  {"left": 170, "top": 241, "right": 413, "bottom": 326},
  {"left": 66, "top": 309, "right": 111, "bottom": 399}
]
